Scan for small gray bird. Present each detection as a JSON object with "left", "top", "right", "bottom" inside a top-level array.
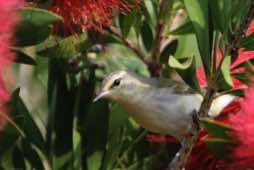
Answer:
[{"left": 94, "top": 70, "right": 235, "bottom": 141}]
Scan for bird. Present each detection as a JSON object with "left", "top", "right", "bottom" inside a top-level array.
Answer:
[{"left": 93, "top": 70, "right": 235, "bottom": 141}]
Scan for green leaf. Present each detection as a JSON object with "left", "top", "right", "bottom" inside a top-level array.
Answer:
[
  {"left": 12, "top": 48, "right": 37, "bottom": 65},
  {"left": 168, "top": 55, "right": 192, "bottom": 69},
  {"left": 170, "top": 20, "right": 194, "bottom": 35},
  {"left": 127, "top": 155, "right": 159, "bottom": 170},
  {"left": 8, "top": 88, "right": 45, "bottom": 151},
  {"left": 232, "top": 72, "right": 252, "bottom": 85},
  {"left": 0, "top": 146, "right": 18, "bottom": 170},
  {"left": 209, "top": 0, "right": 232, "bottom": 34},
  {"left": 227, "top": 88, "right": 244, "bottom": 97},
  {"left": 18, "top": 7, "right": 62, "bottom": 26},
  {"left": 217, "top": 55, "right": 236, "bottom": 91},
  {"left": 15, "top": 23, "right": 51, "bottom": 47},
  {"left": 32, "top": 145, "right": 52, "bottom": 170},
  {"left": 240, "top": 32, "right": 254, "bottom": 50},
  {"left": 46, "top": 58, "right": 75, "bottom": 169},
  {"left": 73, "top": 70, "right": 96, "bottom": 169},
  {"left": 0, "top": 89, "right": 47, "bottom": 169},
  {"left": 12, "top": 146, "right": 26, "bottom": 169},
  {"left": 37, "top": 33, "right": 89, "bottom": 59},
  {"left": 200, "top": 118, "right": 232, "bottom": 139},
  {"left": 160, "top": 40, "right": 178, "bottom": 64},
  {"left": 142, "top": 0, "right": 157, "bottom": 28},
  {"left": 102, "top": 104, "right": 129, "bottom": 170},
  {"left": 141, "top": 21, "right": 154, "bottom": 51},
  {"left": 205, "top": 138, "right": 236, "bottom": 159},
  {"left": 221, "top": 55, "right": 233, "bottom": 86},
  {"left": 15, "top": 7, "right": 61, "bottom": 47},
  {"left": 230, "top": 1, "right": 251, "bottom": 33},
  {"left": 168, "top": 55, "right": 200, "bottom": 91},
  {"left": 183, "top": 0, "right": 211, "bottom": 74},
  {"left": 19, "top": 139, "right": 44, "bottom": 170},
  {"left": 0, "top": 123, "right": 20, "bottom": 158},
  {"left": 119, "top": 11, "right": 136, "bottom": 38},
  {"left": 84, "top": 100, "right": 109, "bottom": 170}
]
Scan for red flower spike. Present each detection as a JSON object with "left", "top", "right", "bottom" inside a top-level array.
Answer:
[
  {"left": 0, "top": 0, "right": 23, "bottom": 130},
  {"left": 186, "top": 86, "right": 254, "bottom": 170},
  {"left": 228, "top": 87, "right": 254, "bottom": 169},
  {"left": 50, "top": 0, "right": 141, "bottom": 34}
]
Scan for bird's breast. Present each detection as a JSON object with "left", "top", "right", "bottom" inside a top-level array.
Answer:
[{"left": 119, "top": 88, "right": 202, "bottom": 140}]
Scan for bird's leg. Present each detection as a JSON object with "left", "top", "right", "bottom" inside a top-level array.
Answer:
[
  {"left": 168, "top": 111, "right": 200, "bottom": 170},
  {"left": 191, "top": 110, "right": 200, "bottom": 132}
]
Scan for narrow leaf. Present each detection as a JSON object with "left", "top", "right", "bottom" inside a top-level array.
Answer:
[
  {"left": 205, "top": 138, "right": 236, "bottom": 159},
  {"left": 170, "top": 20, "right": 194, "bottom": 35},
  {"left": 141, "top": 21, "right": 154, "bottom": 51},
  {"left": 200, "top": 118, "right": 232, "bottom": 139},
  {"left": 18, "top": 7, "right": 62, "bottom": 26},
  {"left": 160, "top": 40, "right": 178, "bottom": 64},
  {"left": 168, "top": 55, "right": 200, "bottom": 91},
  {"left": 221, "top": 55, "right": 233, "bottom": 86},
  {"left": 183, "top": 0, "right": 211, "bottom": 74}
]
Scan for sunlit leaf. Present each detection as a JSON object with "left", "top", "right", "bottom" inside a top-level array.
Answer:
[
  {"left": 142, "top": 0, "right": 157, "bottom": 28},
  {"left": 168, "top": 55, "right": 200, "bottom": 91},
  {"left": 170, "top": 20, "right": 194, "bottom": 35},
  {"left": 183, "top": 0, "right": 211, "bottom": 74},
  {"left": 221, "top": 55, "right": 233, "bottom": 86}
]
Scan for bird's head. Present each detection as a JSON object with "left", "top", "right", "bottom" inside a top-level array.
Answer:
[{"left": 93, "top": 70, "right": 151, "bottom": 102}]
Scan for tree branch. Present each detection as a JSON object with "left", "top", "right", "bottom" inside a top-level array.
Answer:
[
  {"left": 151, "top": 0, "right": 172, "bottom": 64},
  {"left": 107, "top": 26, "right": 149, "bottom": 65}
]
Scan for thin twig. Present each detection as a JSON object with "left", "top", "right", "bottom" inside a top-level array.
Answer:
[
  {"left": 211, "top": 32, "right": 219, "bottom": 76},
  {"left": 107, "top": 26, "right": 148, "bottom": 65},
  {"left": 151, "top": 0, "right": 172, "bottom": 65},
  {"left": 215, "top": 0, "right": 254, "bottom": 81},
  {"left": 150, "top": 0, "right": 171, "bottom": 76},
  {"left": 168, "top": 111, "right": 200, "bottom": 170},
  {"left": 115, "top": 129, "right": 148, "bottom": 168},
  {"left": 151, "top": 23, "right": 164, "bottom": 63}
]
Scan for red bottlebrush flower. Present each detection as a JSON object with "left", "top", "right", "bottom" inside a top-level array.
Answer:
[
  {"left": 228, "top": 87, "right": 254, "bottom": 169},
  {"left": 186, "top": 86, "right": 254, "bottom": 170},
  {"left": 185, "top": 132, "right": 232, "bottom": 170},
  {"left": 196, "top": 49, "right": 254, "bottom": 89},
  {"left": 50, "top": 0, "right": 140, "bottom": 34},
  {"left": 246, "top": 18, "right": 254, "bottom": 36},
  {"left": 196, "top": 18, "right": 254, "bottom": 89},
  {"left": 0, "top": 0, "right": 23, "bottom": 130},
  {"left": 146, "top": 133, "right": 178, "bottom": 144}
]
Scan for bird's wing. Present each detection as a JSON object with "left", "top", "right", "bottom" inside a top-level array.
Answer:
[{"left": 150, "top": 78, "right": 197, "bottom": 95}]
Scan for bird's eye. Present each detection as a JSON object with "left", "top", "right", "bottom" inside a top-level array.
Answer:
[{"left": 112, "top": 78, "right": 121, "bottom": 87}]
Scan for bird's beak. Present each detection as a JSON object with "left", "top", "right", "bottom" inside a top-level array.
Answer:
[{"left": 93, "top": 91, "right": 109, "bottom": 102}]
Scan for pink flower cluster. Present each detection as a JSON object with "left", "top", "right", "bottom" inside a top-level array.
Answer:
[{"left": 0, "top": 0, "right": 23, "bottom": 130}]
